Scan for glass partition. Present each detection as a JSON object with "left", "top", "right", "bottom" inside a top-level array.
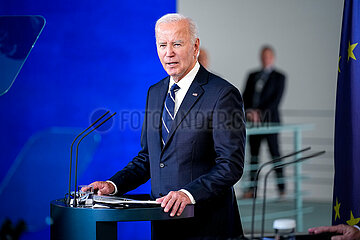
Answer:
[{"left": 0, "top": 15, "right": 45, "bottom": 96}]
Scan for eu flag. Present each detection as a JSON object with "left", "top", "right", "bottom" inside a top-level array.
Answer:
[{"left": 333, "top": 0, "right": 360, "bottom": 226}]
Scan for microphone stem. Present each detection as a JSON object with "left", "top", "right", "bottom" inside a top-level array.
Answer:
[
  {"left": 259, "top": 151, "right": 325, "bottom": 238},
  {"left": 74, "top": 112, "right": 116, "bottom": 207},
  {"left": 250, "top": 147, "right": 311, "bottom": 239},
  {"left": 67, "top": 110, "right": 110, "bottom": 206},
  {"left": 261, "top": 169, "right": 272, "bottom": 238}
]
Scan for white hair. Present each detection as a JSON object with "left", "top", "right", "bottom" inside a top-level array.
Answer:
[{"left": 155, "top": 13, "right": 199, "bottom": 44}]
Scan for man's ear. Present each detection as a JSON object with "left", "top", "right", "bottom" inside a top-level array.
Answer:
[{"left": 194, "top": 38, "right": 200, "bottom": 57}]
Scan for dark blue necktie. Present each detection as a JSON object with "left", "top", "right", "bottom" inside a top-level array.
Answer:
[{"left": 162, "top": 83, "right": 180, "bottom": 146}]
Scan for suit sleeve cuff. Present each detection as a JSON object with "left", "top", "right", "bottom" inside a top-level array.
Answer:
[
  {"left": 179, "top": 189, "right": 196, "bottom": 204},
  {"left": 106, "top": 180, "right": 118, "bottom": 195}
]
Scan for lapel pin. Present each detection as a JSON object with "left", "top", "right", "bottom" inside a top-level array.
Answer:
[{"left": 192, "top": 93, "right": 198, "bottom": 97}]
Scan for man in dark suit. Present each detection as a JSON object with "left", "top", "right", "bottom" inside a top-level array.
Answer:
[
  {"left": 88, "top": 13, "right": 246, "bottom": 239},
  {"left": 242, "top": 46, "right": 286, "bottom": 198}
]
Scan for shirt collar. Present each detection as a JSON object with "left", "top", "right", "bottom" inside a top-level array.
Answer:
[
  {"left": 169, "top": 62, "right": 200, "bottom": 90},
  {"left": 263, "top": 66, "right": 273, "bottom": 74}
]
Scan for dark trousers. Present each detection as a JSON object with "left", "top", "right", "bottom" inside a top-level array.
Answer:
[{"left": 249, "top": 134, "right": 285, "bottom": 192}]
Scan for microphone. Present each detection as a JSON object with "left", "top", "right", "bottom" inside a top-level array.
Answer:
[
  {"left": 260, "top": 150, "right": 326, "bottom": 239},
  {"left": 66, "top": 110, "right": 110, "bottom": 206},
  {"left": 73, "top": 112, "right": 117, "bottom": 207},
  {"left": 250, "top": 147, "right": 311, "bottom": 239}
]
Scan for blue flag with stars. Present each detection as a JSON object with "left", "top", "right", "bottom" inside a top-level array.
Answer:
[{"left": 333, "top": 0, "right": 360, "bottom": 226}]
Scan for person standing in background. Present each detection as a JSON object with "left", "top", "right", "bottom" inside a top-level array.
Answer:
[
  {"left": 242, "top": 45, "right": 286, "bottom": 199},
  {"left": 198, "top": 47, "right": 209, "bottom": 69}
]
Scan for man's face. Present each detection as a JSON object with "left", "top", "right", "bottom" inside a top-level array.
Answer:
[
  {"left": 261, "top": 49, "right": 275, "bottom": 68},
  {"left": 156, "top": 20, "right": 199, "bottom": 82}
]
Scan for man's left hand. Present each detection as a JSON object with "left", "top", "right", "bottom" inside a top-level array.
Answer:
[{"left": 156, "top": 191, "right": 191, "bottom": 217}]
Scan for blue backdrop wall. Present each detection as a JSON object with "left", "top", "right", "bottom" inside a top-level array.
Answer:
[{"left": 0, "top": 0, "right": 176, "bottom": 239}]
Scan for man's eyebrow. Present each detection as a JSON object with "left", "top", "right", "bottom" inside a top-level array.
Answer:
[{"left": 157, "top": 40, "right": 184, "bottom": 45}]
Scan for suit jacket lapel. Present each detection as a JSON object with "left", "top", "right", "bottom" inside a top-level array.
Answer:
[
  {"left": 157, "top": 77, "right": 170, "bottom": 111},
  {"left": 162, "top": 66, "right": 208, "bottom": 150},
  {"left": 155, "top": 77, "right": 169, "bottom": 151}
]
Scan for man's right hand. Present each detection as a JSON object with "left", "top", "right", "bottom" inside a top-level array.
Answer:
[
  {"left": 83, "top": 181, "right": 115, "bottom": 195},
  {"left": 246, "top": 109, "right": 261, "bottom": 123}
]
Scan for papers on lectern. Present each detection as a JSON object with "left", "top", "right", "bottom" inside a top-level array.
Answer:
[{"left": 92, "top": 195, "right": 161, "bottom": 208}]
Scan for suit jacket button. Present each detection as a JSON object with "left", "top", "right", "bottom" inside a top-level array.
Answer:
[{"left": 160, "top": 162, "right": 165, "bottom": 168}]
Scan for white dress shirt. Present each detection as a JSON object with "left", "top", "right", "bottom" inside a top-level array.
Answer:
[{"left": 169, "top": 61, "right": 200, "bottom": 115}]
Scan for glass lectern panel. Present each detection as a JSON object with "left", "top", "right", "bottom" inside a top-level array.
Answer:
[{"left": 0, "top": 127, "right": 100, "bottom": 231}]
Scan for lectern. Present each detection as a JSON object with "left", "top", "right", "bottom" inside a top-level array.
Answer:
[{"left": 50, "top": 198, "right": 194, "bottom": 240}]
